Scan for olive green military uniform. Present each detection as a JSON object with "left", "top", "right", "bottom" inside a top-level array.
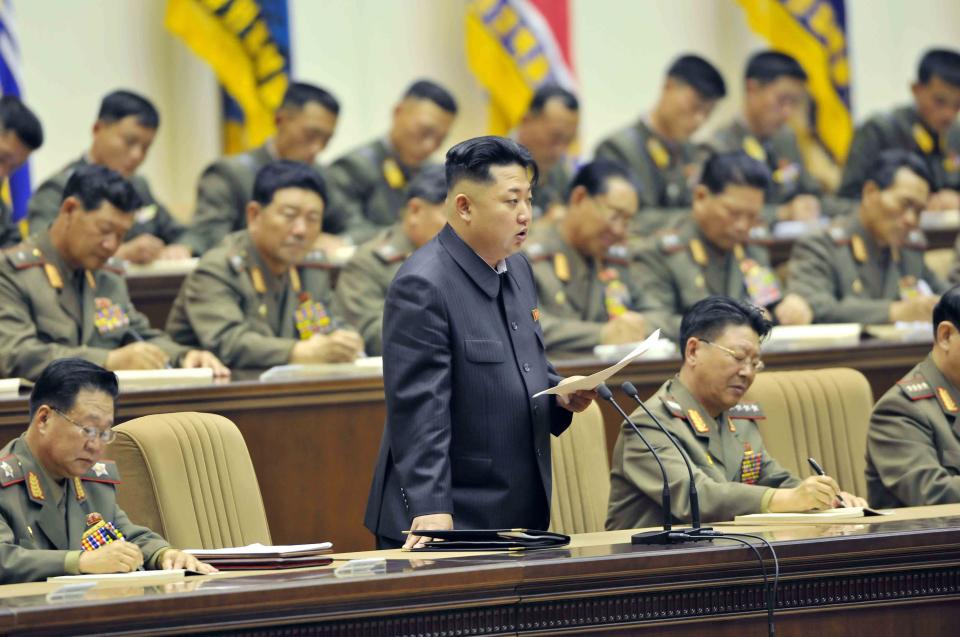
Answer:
[
  {"left": 0, "top": 199, "right": 21, "bottom": 249},
  {"left": 0, "top": 435, "right": 170, "bottom": 584},
  {"left": 166, "top": 230, "right": 345, "bottom": 368},
  {"left": 27, "top": 157, "right": 185, "bottom": 244},
  {"left": 332, "top": 224, "right": 413, "bottom": 356},
  {"left": 786, "top": 215, "right": 948, "bottom": 324},
  {"left": 839, "top": 105, "right": 960, "bottom": 198},
  {"left": 524, "top": 224, "right": 656, "bottom": 351},
  {"left": 634, "top": 217, "right": 779, "bottom": 340},
  {"left": 606, "top": 377, "right": 799, "bottom": 530},
  {"left": 0, "top": 232, "right": 188, "bottom": 381},
  {"left": 180, "top": 142, "right": 344, "bottom": 255},
  {"left": 866, "top": 354, "right": 960, "bottom": 508},
  {"left": 595, "top": 119, "right": 704, "bottom": 233},
  {"left": 710, "top": 119, "right": 851, "bottom": 219},
  {"left": 327, "top": 138, "right": 435, "bottom": 244},
  {"left": 532, "top": 160, "right": 573, "bottom": 218}
]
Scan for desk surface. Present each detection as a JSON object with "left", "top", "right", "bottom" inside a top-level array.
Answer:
[
  {"left": 0, "top": 338, "right": 932, "bottom": 552},
  {"left": 1, "top": 505, "right": 959, "bottom": 636}
]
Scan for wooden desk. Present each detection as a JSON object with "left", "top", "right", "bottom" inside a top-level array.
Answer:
[
  {"left": 126, "top": 274, "right": 186, "bottom": 329},
  {"left": 0, "top": 340, "right": 929, "bottom": 552},
  {"left": 0, "top": 512, "right": 958, "bottom": 636},
  {"left": 767, "top": 226, "right": 958, "bottom": 267}
]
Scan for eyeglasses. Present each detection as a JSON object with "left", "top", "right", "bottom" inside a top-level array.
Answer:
[
  {"left": 54, "top": 409, "right": 116, "bottom": 444},
  {"left": 699, "top": 339, "right": 765, "bottom": 372},
  {"left": 591, "top": 196, "right": 634, "bottom": 225}
]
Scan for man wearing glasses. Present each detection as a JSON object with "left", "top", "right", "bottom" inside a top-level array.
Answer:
[
  {"left": 634, "top": 151, "right": 813, "bottom": 341},
  {"left": 606, "top": 296, "right": 866, "bottom": 531},
  {"left": 0, "top": 358, "right": 215, "bottom": 583},
  {"left": 524, "top": 159, "right": 658, "bottom": 351}
]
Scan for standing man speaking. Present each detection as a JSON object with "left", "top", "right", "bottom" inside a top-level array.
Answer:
[{"left": 365, "top": 137, "right": 596, "bottom": 549}]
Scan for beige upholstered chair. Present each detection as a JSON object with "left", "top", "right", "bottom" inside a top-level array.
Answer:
[
  {"left": 111, "top": 412, "right": 271, "bottom": 549},
  {"left": 744, "top": 368, "right": 873, "bottom": 497},
  {"left": 549, "top": 401, "right": 610, "bottom": 534}
]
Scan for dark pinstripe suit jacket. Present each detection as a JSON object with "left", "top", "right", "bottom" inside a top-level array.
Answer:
[{"left": 364, "top": 224, "right": 572, "bottom": 541}]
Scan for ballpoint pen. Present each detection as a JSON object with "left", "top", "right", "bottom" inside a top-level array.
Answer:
[{"left": 808, "top": 457, "right": 846, "bottom": 508}]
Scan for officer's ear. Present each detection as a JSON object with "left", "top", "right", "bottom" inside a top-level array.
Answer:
[
  {"left": 33, "top": 405, "right": 53, "bottom": 433},
  {"left": 246, "top": 201, "right": 263, "bottom": 228},
  {"left": 861, "top": 180, "right": 880, "bottom": 203},
  {"left": 59, "top": 196, "right": 83, "bottom": 219},
  {"left": 569, "top": 184, "right": 589, "bottom": 207},
  {"left": 936, "top": 320, "right": 957, "bottom": 350},
  {"left": 453, "top": 193, "right": 472, "bottom": 222}
]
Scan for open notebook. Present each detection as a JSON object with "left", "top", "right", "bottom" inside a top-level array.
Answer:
[{"left": 732, "top": 506, "right": 891, "bottom": 525}]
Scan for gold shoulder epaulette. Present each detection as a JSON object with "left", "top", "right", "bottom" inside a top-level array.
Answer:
[
  {"left": 100, "top": 257, "right": 126, "bottom": 276},
  {"left": 827, "top": 225, "right": 850, "bottom": 245},
  {"left": 79, "top": 459, "right": 121, "bottom": 484},
  {"left": 4, "top": 243, "right": 44, "bottom": 270},
  {"left": 0, "top": 454, "right": 24, "bottom": 487},
  {"left": 374, "top": 242, "right": 408, "bottom": 264},
  {"left": 658, "top": 232, "right": 684, "bottom": 255},
  {"left": 525, "top": 242, "right": 553, "bottom": 263},
  {"left": 604, "top": 244, "right": 631, "bottom": 266},
  {"left": 728, "top": 402, "right": 766, "bottom": 420},
  {"left": 897, "top": 376, "right": 934, "bottom": 401},
  {"left": 300, "top": 249, "right": 335, "bottom": 270}
]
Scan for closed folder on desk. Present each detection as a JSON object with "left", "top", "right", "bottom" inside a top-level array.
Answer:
[{"left": 404, "top": 529, "right": 570, "bottom": 551}]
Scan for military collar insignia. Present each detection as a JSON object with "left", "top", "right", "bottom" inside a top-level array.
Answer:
[
  {"left": 937, "top": 387, "right": 959, "bottom": 414},
  {"left": 851, "top": 234, "right": 868, "bottom": 263},
  {"left": 44, "top": 263, "right": 63, "bottom": 289},
  {"left": 742, "top": 136, "right": 766, "bottom": 163},
  {"left": 646, "top": 137, "right": 670, "bottom": 169},
  {"left": 912, "top": 122, "right": 935, "bottom": 155},
  {"left": 289, "top": 267, "right": 302, "bottom": 293},
  {"left": 733, "top": 244, "right": 745, "bottom": 261},
  {"left": 553, "top": 252, "right": 570, "bottom": 282},
  {"left": 73, "top": 477, "right": 86, "bottom": 502},
  {"left": 728, "top": 402, "right": 766, "bottom": 420},
  {"left": 26, "top": 471, "right": 44, "bottom": 502},
  {"left": 689, "top": 238, "right": 708, "bottom": 266},
  {"left": 898, "top": 376, "right": 934, "bottom": 401},
  {"left": 85, "top": 270, "right": 97, "bottom": 290},
  {"left": 382, "top": 157, "right": 407, "bottom": 189},
  {"left": 687, "top": 409, "right": 710, "bottom": 434},
  {"left": 249, "top": 266, "right": 267, "bottom": 294}
]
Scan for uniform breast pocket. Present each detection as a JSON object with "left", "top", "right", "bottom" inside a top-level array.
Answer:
[{"left": 464, "top": 339, "right": 505, "bottom": 363}]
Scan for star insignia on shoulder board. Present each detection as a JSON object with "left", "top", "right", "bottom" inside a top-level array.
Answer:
[
  {"left": 93, "top": 462, "right": 108, "bottom": 477},
  {"left": 0, "top": 461, "right": 12, "bottom": 478}
]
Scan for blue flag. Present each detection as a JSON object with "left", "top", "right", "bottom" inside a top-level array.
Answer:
[{"left": 0, "top": 0, "right": 31, "bottom": 222}]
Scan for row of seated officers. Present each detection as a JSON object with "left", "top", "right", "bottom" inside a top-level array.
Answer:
[
  {"left": 0, "top": 145, "right": 948, "bottom": 378},
  {"left": 1, "top": 136, "right": 959, "bottom": 580},
  {"left": 2, "top": 46, "right": 960, "bottom": 264}
]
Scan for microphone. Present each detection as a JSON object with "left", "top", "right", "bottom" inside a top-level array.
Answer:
[
  {"left": 621, "top": 381, "right": 713, "bottom": 538},
  {"left": 598, "top": 384, "right": 694, "bottom": 545}
]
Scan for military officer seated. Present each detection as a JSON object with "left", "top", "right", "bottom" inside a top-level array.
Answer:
[
  {"left": 525, "top": 159, "right": 656, "bottom": 351},
  {"left": 0, "top": 95, "right": 44, "bottom": 249},
  {"left": 514, "top": 85, "right": 579, "bottom": 219},
  {"left": 27, "top": 90, "right": 189, "bottom": 264},
  {"left": 326, "top": 79, "right": 457, "bottom": 244},
  {"left": 0, "top": 358, "right": 215, "bottom": 583},
  {"left": 840, "top": 49, "right": 960, "bottom": 211},
  {"left": 606, "top": 296, "right": 867, "bottom": 531},
  {"left": 595, "top": 54, "right": 725, "bottom": 233},
  {"left": 333, "top": 165, "right": 447, "bottom": 355},
  {"left": 710, "top": 50, "right": 847, "bottom": 222},
  {"left": 867, "top": 286, "right": 960, "bottom": 507},
  {"left": 166, "top": 160, "right": 364, "bottom": 368},
  {"left": 0, "top": 164, "right": 227, "bottom": 381},
  {"left": 634, "top": 151, "right": 812, "bottom": 340},
  {"left": 181, "top": 81, "right": 346, "bottom": 256},
  {"left": 788, "top": 149, "right": 949, "bottom": 324}
]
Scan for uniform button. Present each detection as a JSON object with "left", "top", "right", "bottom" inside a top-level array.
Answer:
[
  {"left": 536, "top": 447, "right": 542, "bottom": 457},
  {"left": 523, "top": 363, "right": 531, "bottom": 372},
  {"left": 532, "top": 404, "right": 539, "bottom": 414},
  {"left": 511, "top": 321, "right": 518, "bottom": 330}
]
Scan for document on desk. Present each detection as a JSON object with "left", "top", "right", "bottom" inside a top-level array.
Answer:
[
  {"left": 732, "top": 506, "right": 891, "bottom": 525},
  {"left": 115, "top": 368, "right": 214, "bottom": 390},
  {"left": 184, "top": 542, "right": 332, "bottom": 558},
  {"left": 0, "top": 377, "right": 31, "bottom": 395},
  {"left": 124, "top": 257, "right": 199, "bottom": 277},
  {"left": 534, "top": 329, "right": 661, "bottom": 398},
  {"left": 48, "top": 569, "right": 187, "bottom": 583}
]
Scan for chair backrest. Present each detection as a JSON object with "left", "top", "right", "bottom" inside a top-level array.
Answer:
[
  {"left": 744, "top": 368, "right": 873, "bottom": 497},
  {"left": 111, "top": 412, "right": 271, "bottom": 549},
  {"left": 549, "top": 401, "right": 610, "bottom": 534}
]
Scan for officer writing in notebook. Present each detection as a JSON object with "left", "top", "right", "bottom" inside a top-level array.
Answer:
[
  {"left": 0, "top": 358, "right": 215, "bottom": 583},
  {"left": 364, "top": 136, "right": 596, "bottom": 549},
  {"left": 606, "top": 296, "right": 867, "bottom": 531}
]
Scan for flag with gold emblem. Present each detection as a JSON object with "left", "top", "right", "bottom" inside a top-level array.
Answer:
[
  {"left": 737, "top": 0, "right": 853, "bottom": 162},
  {"left": 465, "top": 0, "right": 577, "bottom": 135},
  {"left": 165, "top": 0, "right": 291, "bottom": 153}
]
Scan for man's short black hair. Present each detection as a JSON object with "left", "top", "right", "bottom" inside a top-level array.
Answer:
[
  {"left": 0, "top": 95, "right": 43, "bottom": 150},
  {"left": 679, "top": 296, "right": 772, "bottom": 360},
  {"left": 281, "top": 81, "right": 340, "bottom": 115},
  {"left": 667, "top": 54, "right": 727, "bottom": 100},
  {"left": 62, "top": 164, "right": 142, "bottom": 212},
  {"left": 406, "top": 164, "right": 447, "bottom": 205},
  {"left": 97, "top": 90, "right": 160, "bottom": 129},
  {"left": 934, "top": 285, "right": 960, "bottom": 338},
  {"left": 866, "top": 149, "right": 934, "bottom": 191},
  {"left": 403, "top": 79, "right": 458, "bottom": 114},
  {"left": 528, "top": 84, "right": 579, "bottom": 115},
  {"left": 918, "top": 48, "right": 960, "bottom": 88},
  {"left": 699, "top": 151, "right": 772, "bottom": 194},
  {"left": 445, "top": 136, "right": 538, "bottom": 191},
  {"left": 746, "top": 50, "right": 808, "bottom": 84},
  {"left": 29, "top": 358, "right": 119, "bottom": 420},
  {"left": 566, "top": 158, "right": 638, "bottom": 200},
  {"left": 252, "top": 160, "right": 328, "bottom": 207}
]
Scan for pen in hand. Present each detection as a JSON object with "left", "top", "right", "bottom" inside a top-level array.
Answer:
[
  {"left": 807, "top": 457, "right": 846, "bottom": 508},
  {"left": 126, "top": 329, "right": 173, "bottom": 369}
]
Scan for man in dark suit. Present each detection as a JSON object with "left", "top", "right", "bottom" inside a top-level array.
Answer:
[{"left": 364, "top": 136, "right": 596, "bottom": 549}]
